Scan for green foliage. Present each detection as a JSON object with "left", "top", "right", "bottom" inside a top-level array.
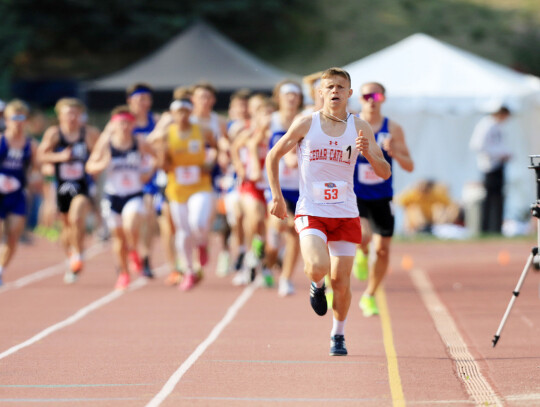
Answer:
[{"left": 0, "top": 0, "right": 539, "bottom": 98}]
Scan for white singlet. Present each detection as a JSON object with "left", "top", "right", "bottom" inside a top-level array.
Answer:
[
  {"left": 190, "top": 112, "right": 221, "bottom": 141},
  {"left": 270, "top": 112, "right": 299, "bottom": 191},
  {"left": 295, "top": 111, "right": 359, "bottom": 218}
]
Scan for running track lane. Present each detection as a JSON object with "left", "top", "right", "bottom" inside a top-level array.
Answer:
[{"left": 1, "top": 236, "right": 539, "bottom": 405}]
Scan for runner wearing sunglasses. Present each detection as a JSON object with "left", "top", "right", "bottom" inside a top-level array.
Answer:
[{"left": 353, "top": 82, "right": 414, "bottom": 317}]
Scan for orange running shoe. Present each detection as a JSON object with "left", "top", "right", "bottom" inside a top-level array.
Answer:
[
  {"left": 69, "top": 255, "right": 83, "bottom": 274},
  {"left": 165, "top": 270, "right": 182, "bottom": 286}
]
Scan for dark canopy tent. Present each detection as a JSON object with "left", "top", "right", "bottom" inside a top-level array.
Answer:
[{"left": 84, "top": 21, "right": 299, "bottom": 110}]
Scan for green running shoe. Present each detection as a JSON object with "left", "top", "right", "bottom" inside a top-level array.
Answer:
[
  {"left": 252, "top": 236, "right": 265, "bottom": 259},
  {"left": 353, "top": 250, "right": 368, "bottom": 281},
  {"left": 359, "top": 295, "right": 379, "bottom": 317}
]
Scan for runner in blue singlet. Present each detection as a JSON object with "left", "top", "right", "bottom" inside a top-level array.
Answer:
[
  {"left": 353, "top": 82, "right": 414, "bottom": 317},
  {"left": 0, "top": 100, "right": 38, "bottom": 286}
]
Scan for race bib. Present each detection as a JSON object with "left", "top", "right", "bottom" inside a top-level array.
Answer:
[
  {"left": 111, "top": 170, "right": 140, "bottom": 192},
  {"left": 59, "top": 162, "right": 84, "bottom": 181},
  {"left": 0, "top": 173, "right": 21, "bottom": 194},
  {"left": 358, "top": 163, "right": 384, "bottom": 185},
  {"left": 174, "top": 165, "right": 201, "bottom": 186},
  {"left": 312, "top": 180, "right": 347, "bottom": 204}
]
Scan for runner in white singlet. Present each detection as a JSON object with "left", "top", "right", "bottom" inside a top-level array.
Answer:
[{"left": 266, "top": 68, "right": 391, "bottom": 356}]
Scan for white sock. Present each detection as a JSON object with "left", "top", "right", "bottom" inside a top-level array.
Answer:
[
  {"left": 331, "top": 317, "right": 346, "bottom": 336},
  {"left": 314, "top": 277, "right": 325, "bottom": 288}
]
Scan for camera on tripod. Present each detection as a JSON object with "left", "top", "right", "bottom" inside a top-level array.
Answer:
[
  {"left": 530, "top": 154, "right": 540, "bottom": 219},
  {"left": 492, "top": 155, "right": 540, "bottom": 347},
  {"left": 530, "top": 155, "right": 540, "bottom": 270}
]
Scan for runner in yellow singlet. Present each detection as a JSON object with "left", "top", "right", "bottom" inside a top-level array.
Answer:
[{"left": 148, "top": 98, "right": 217, "bottom": 291}]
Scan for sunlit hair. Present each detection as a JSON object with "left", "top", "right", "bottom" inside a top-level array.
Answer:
[
  {"left": 193, "top": 81, "right": 217, "bottom": 97},
  {"left": 361, "top": 82, "right": 386, "bottom": 95},
  {"left": 230, "top": 88, "right": 251, "bottom": 103},
  {"left": 272, "top": 79, "right": 304, "bottom": 110},
  {"left": 173, "top": 86, "right": 193, "bottom": 101},
  {"left": 4, "top": 99, "right": 30, "bottom": 118},
  {"left": 321, "top": 67, "right": 351, "bottom": 88},
  {"left": 303, "top": 71, "right": 323, "bottom": 100},
  {"left": 54, "top": 98, "right": 86, "bottom": 115},
  {"left": 126, "top": 82, "right": 153, "bottom": 98},
  {"left": 110, "top": 105, "right": 132, "bottom": 117}
]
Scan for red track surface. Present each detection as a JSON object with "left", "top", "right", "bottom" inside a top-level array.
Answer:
[{"left": 0, "top": 234, "right": 539, "bottom": 406}]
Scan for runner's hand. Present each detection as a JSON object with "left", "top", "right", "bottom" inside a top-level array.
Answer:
[
  {"left": 356, "top": 130, "right": 369, "bottom": 156},
  {"left": 270, "top": 196, "right": 288, "bottom": 220}
]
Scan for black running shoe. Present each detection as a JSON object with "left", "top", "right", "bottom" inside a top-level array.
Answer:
[
  {"left": 330, "top": 335, "right": 347, "bottom": 356},
  {"left": 234, "top": 252, "right": 245, "bottom": 272},
  {"left": 310, "top": 283, "right": 327, "bottom": 316},
  {"left": 143, "top": 264, "right": 154, "bottom": 279}
]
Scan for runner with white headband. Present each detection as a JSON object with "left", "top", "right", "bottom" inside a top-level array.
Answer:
[
  {"left": 263, "top": 79, "right": 304, "bottom": 296},
  {"left": 147, "top": 98, "right": 217, "bottom": 291}
]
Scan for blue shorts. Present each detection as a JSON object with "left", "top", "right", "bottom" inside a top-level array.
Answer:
[
  {"left": 265, "top": 188, "right": 299, "bottom": 215},
  {"left": 0, "top": 190, "right": 27, "bottom": 219}
]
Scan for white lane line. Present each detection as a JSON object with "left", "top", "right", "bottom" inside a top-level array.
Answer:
[
  {"left": 520, "top": 315, "right": 534, "bottom": 328},
  {"left": 145, "top": 283, "right": 257, "bottom": 407},
  {"left": 410, "top": 268, "right": 503, "bottom": 407},
  {"left": 0, "top": 266, "right": 165, "bottom": 361},
  {"left": 0, "top": 242, "right": 108, "bottom": 294}
]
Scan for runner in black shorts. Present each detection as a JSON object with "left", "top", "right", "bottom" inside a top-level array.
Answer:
[
  {"left": 37, "top": 98, "right": 99, "bottom": 284},
  {"left": 356, "top": 197, "right": 394, "bottom": 238},
  {"left": 352, "top": 82, "right": 414, "bottom": 317}
]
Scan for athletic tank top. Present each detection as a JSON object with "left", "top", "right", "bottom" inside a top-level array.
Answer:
[
  {"left": 353, "top": 117, "right": 393, "bottom": 200},
  {"left": 103, "top": 139, "right": 143, "bottom": 196},
  {"left": 165, "top": 124, "right": 212, "bottom": 203},
  {"left": 296, "top": 112, "right": 359, "bottom": 218},
  {"left": 269, "top": 111, "right": 299, "bottom": 191},
  {"left": 133, "top": 112, "right": 156, "bottom": 138},
  {"left": 190, "top": 112, "right": 221, "bottom": 141},
  {"left": 242, "top": 142, "right": 268, "bottom": 189},
  {"left": 54, "top": 127, "right": 88, "bottom": 184},
  {"left": 0, "top": 134, "right": 32, "bottom": 194}
]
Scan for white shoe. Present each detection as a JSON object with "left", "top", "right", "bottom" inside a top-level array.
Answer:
[
  {"left": 232, "top": 270, "right": 250, "bottom": 286},
  {"left": 63, "top": 270, "right": 78, "bottom": 284},
  {"left": 278, "top": 278, "right": 295, "bottom": 297},
  {"left": 216, "top": 251, "right": 230, "bottom": 277}
]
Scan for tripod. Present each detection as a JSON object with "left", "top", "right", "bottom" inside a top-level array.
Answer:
[{"left": 492, "top": 155, "right": 540, "bottom": 347}]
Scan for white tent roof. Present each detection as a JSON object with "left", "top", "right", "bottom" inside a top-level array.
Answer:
[
  {"left": 342, "top": 34, "right": 540, "bottom": 231},
  {"left": 87, "top": 21, "right": 298, "bottom": 91},
  {"left": 344, "top": 33, "right": 540, "bottom": 113}
]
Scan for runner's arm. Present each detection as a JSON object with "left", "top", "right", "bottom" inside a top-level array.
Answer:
[
  {"left": 36, "top": 127, "right": 71, "bottom": 164},
  {"left": 385, "top": 121, "right": 414, "bottom": 172},
  {"left": 230, "top": 128, "right": 250, "bottom": 180},
  {"left": 266, "top": 116, "right": 310, "bottom": 219},
  {"left": 85, "top": 130, "right": 111, "bottom": 175}
]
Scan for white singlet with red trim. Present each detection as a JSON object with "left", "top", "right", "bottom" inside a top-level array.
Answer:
[{"left": 295, "top": 111, "right": 359, "bottom": 218}]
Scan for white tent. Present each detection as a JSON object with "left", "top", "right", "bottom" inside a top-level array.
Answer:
[
  {"left": 87, "top": 21, "right": 298, "bottom": 91},
  {"left": 343, "top": 33, "right": 540, "bottom": 231}
]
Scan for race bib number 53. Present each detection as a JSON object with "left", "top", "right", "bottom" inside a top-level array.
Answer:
[{"left": 312, "top": 180, "right": 347, "bottom": 204}]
